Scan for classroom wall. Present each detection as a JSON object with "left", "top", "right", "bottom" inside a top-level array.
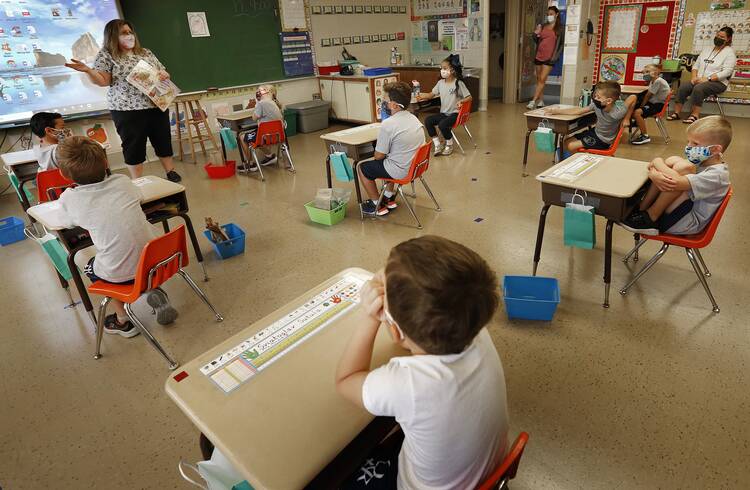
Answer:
[
  {"left": 560, "top": 0, "right": 601, "bottom": 105},
  {"left": 409, "top": 0, "right": 485, "bottom": 68}
]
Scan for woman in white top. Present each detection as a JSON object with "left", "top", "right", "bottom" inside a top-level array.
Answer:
[{"left": 669, "top": 26, "right": 736, "bottom": 124}]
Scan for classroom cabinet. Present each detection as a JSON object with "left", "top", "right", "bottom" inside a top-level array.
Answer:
[{"left": 319, "top": 73, "right": 400, "bottom": 124}]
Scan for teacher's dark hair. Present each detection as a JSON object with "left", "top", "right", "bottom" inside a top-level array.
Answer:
[
  {"left": 719, "top": 26, "right": 734, "bottom": 44},
  {"left": 103, "top": 19, "right": 145, "bottom": 59}
]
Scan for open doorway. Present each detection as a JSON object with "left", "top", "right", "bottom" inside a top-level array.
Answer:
[{"left": 488, "top": 0, "right": 506, "bottom": 100}]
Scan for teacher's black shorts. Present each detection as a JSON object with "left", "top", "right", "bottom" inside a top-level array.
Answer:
[{"left": 111, "top": 108, "right": 174, "bottom": 166}]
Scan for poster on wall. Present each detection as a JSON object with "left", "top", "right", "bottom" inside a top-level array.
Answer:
[
  {"left": 692, "top": 10, "right": 750, "bottom": 55},
  {"left": 711, "top": 1, "right": 746, "bottom": 10},
  {"left": 84, "top": 123, "right": 111, "bottom": 150},
  {"left": 411, "top": 0, "right": 467, "bottom": 21},
  {"left": 644, "top": 6, "right": 669, "bottom": 24},
  {"left": 602, "top": 5, "right": 642, "bottom": 52},
  {"left": 599, "top": 53, "right": 628, "bottom": 83}
]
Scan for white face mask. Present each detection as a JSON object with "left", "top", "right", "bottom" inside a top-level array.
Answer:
[
  {"left": 547, "top": 14, "right": 556, "bottom": 23},
  {"left": 119, "top": 34, "right": 135, "bottom": 50},
  {"left": 440, "top": 68, "right": 450, "bottom": 78}
]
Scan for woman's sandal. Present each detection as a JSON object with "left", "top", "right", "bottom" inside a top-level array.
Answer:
[
  {"left": 682, "top": 115, "right": 698, "bottom": 124},
  {"left": 666, "top": 113, "right": 680, "bottom": 121}
]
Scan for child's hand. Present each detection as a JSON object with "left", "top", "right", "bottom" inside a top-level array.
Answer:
[
  {"left": 544, "top": 107, "right": 560, "bottom": 115},
  {"left": 359, "top": 272, "right": 385, "bottom": 323},
  {"left": 651, "top": 170, "right": 677, "bottom": 191}
]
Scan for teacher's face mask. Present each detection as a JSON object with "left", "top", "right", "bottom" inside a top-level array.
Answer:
[{"left": 119, "top": 34, "right": 135, "bottom": 50}]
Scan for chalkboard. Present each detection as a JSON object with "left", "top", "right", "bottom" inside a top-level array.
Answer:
[{"left": 121, "top": 0, "right": 289, "bottom": 92}]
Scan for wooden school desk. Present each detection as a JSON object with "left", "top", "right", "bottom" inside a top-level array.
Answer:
[
  {"left": 522, "top": 106, "right": 596, "bottom": 177},
  {"left": 620, "top": 85, "right": 649, "bottom": 97},
  {"left": 26, "top": 176, "right": 207, "bottom": 327},
  {"left": 2, "top": 149, "right": 39, "bottom": 215},
  {"left": 165, "top": 268, "right": 406, "bottom": 490},
  {"left": 534, "top": 155, "right": 649, "bottom": 307},
  {"left": 320, "top": 123, "right": 380, "bottom": 218}
]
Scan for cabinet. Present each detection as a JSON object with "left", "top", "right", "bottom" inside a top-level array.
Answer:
[{"left": 318, "top": 73, "right": 400, "bottom": 123}]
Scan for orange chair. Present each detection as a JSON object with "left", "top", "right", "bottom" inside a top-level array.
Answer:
[
  {"left": 241, "top": 119, "right": 295, "bottom": 181},
  {"left": 652, "top": 91, "right": 673, "bottom": 143},
  {"left": 37, "top": 168, "right": 75, "bottom": 202},
  {"left": 373, "top": 142, "right": 441, "bottom": 229},
  {"left": 451, "top": 100, "right": 477, "bottom": 154},
  {"left": 620, "top": 188, "right": 732, "bottom": 313},
  {"left": 476, "top": 432, "right": 530, "bottom": 490},
  {"left": 88, "top": 225, "right": 223, "bottom": 369},
  {"left": 576, "top": 123, "right": 624, "bottom": 157}
]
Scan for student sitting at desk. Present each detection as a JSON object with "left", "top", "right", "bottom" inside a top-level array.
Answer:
[
  {"left": 630, "top": 64, "right": 671, "bottom": 146},
  {"left": 29, "top": 111, "right": 72, "bottom": 171},
  {"left": 620, "top": 116, "right": 731, "bottom": 236},
  {"left": 359, "top": 81, "right": 425, "bottom": 217},
  {"left": 336, "top": 235, "right": 509, "bottom": 489},
  {"left": 54, "top": 136, "right": 178, "bottom": 336},
  {"left": 240, "top": 85, "right": 283, "bottom": 172},
  {"left": 546, "top": 81, "right": 636, "bottom": 154}
]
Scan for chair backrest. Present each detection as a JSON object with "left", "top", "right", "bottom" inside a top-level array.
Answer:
[
  {"left": 476, "top": 432, "right": 529, "bottom": 490},
  {"left": 253, "top": 120, "right": 286, "bottom": 147},
  {"left": 577, "top": 123, "right": 624, "bottom": 157},
  {"left": 37, "top": 168, "right": 75, "bottom": 203},
  {"left": 689, "top": 186, "right": 732, "bottom": 244},
  {"left": 453, "top": 99, "right": 472, "bottom": 128},
  {"left": 399, "top": 142, "right": 433, "bottom": 183},
  {"left": 656, "top": 91, "right": 673, "bottom": 119},
  {"left": 132, "top": 225, "right": 190, "bottom": 294}
]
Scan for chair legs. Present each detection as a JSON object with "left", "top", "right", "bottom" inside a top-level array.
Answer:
[
  {"left": 623, "top": 238, "right": 648, "bottom": 264},
  {"left": 419, "top": 176, "right": 441, "bottom": 211},
  {"left": 94, "top": 296, "right": 110, "bottom": 360},
  {"left": 281, "top": 143, "right": 296, "bottom": 173},
  {"left": 397, "top": 185, "right": 423, "bottom": 229},
  {"left": 250, "top": 148, "right": 266, "bottom": 181},
  {"left": 619, "top": 243, "right": 670, "bottom": 295},
  {"left": 451, "top": 130, "right": 465, "bottom": 154},
  {"left": 654, "top": 117, "right": 670, "bottom": 143},
  {"left": 177, "top": 269, "right": 224, "bottom": 322},
  {"left": 685, "top": 248, "right": 720, "bottom": 313},
  {"left": 464, "top": 125, "right": 477, "bottom": 148},
  {"left": 125, "top": 302, "right": 180, "bottom": 370},
  {"left": 694, "top": 249, "right": 711, "bottom": 277},
  {"left": 715, "top": 99, "right": 725, "bottom": 116}
]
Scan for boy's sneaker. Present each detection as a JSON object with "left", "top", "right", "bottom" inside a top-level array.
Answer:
[
  {"left": 441, "top": 145, "right": 454, "bottom": 156},
  {"left": 146, "top": 288, "right": 178, "bottom": 325},
  {"left": 433, "top": 142, "right": 445, "bottom": 156},
  {"left": 536, "top": 100, "right": 545, "bottom": 108},
  {"left": 361, "top": 199, "right": 389, "bottom": 217},
  {"left": 526, "top": 100, "right": 536, "bottom": 109},
  {"left": 631, "top": 134, "right": 651, "bottom": 145},
  {"left": 237, "top": 163, "right": 259, "bottom": 172},
  {"left": 619, "top": 210, "right": 659, "bottom": 236},
  {"left": 260, "top": 154, "right": 277, "bottom": 166},
  {"left": 104, "top": 314, "right": 140, "bottom": 338},
  {"left": 166, "top": 170, "right": 182, "bottom": 183},
  {"left": 384, "top": 193, "right": 398, "bottom": 209}
]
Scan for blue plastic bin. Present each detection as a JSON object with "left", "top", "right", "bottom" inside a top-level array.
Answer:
[
  {"left": 363, "top": 67, "right": 393, "bottom": 76},
  {"left": 0, "top": 216, "right": 26, "bottom": 246},
  {"left": 203, "top": 223, "right": 245, "bottom": 259},
  {"left": 503, "top": 276, "right": 560, "bottom": 321}
]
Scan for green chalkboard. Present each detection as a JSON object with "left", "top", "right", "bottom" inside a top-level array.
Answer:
[{"left": 121, "top": 0, "right": 286, "bottom": 92}]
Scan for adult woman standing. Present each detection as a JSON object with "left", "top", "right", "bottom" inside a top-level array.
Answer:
[
  {"left": 527, "top": 6, "right": 563, "bottom": 110},
  {"left": 668, "top": 27, "right": 736, "bottom": 124},
  {"left": 65, "top": 19, "right": 181, "bottom": 182}
]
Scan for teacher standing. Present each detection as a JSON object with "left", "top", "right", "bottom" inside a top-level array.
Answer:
[
  {"left": 65, "top": 19, "right": 181, "bottom": 182},
  {"left": 527, "top": 6, "right": 563, "bottom": 110}
]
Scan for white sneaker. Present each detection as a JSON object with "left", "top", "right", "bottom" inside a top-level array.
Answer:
[
  {"left": 537, "top": 100, "right": 545, "bottom": 108},
  {"left": 526, "top": 100, "right": 536, "bottom": 110},
  {"left": 433, "top": 142, "right": 445, "bottom": 156},
  {"left": 441, "top": 145, "right": 454, "bottom": 156}
]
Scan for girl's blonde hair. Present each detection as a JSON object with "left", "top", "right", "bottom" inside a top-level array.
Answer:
[
  {"left": 103, "top": 19, "right": 145, "bottom": 59},
  {"left": 258, "top": 84, "right": 283, "bottom": 111}
]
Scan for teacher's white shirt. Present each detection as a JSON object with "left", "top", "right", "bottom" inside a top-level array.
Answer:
[{"left": 694, "top": 46, "right": 736, "bottom": 86}]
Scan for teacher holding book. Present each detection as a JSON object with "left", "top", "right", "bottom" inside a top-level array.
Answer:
[{"left": 65, "top": 19, "right": 181, "bottom": 181}]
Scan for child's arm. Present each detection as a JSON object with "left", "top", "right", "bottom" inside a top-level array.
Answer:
[
  {"left": 640, "top": 90, "right": 652, "bottom": 107},
  {"left": 416, "top": 92, "right": 435, "bottom": 102},
  {"left": 622, "top": 95, "right": 637, "bottom": 122},
  {"left": 335, "top": 272, "right": 385, "bottom": 408},
  {"left": 650, "top": 158, "right": 692, "bottom": 192},
  {"left": 545, "top": 106, "right": 589, "bottom": 115}
]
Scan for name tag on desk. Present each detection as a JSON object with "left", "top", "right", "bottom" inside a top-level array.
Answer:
[{"left": 132, "top": 177, "right": 153, "bottom": 186}]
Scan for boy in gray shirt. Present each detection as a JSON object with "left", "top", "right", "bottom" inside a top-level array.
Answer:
[
  {"left": 631, "top": 64, "right": 672, "bottom": 145},
  {"left": 620, "top": 116, "right": 731, "bottom": 236},
  {"left": 241, "top": 85, "right": 284, "bottom": 171}
]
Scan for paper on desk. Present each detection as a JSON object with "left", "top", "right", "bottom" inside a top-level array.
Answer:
[
  {"left": 131, "top": 177, "right": 154, "bottom": 187},
  {"left": 527, "top": 104, "right": 576, "bottom": 115},
  {"left": 543, "top": 154, "right": 603, "bottom": 182}
]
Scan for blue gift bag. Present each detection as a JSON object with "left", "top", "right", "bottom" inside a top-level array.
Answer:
[
  {"left": 563, "top": 191, "right": 596, "bottom": 249},
  {"left": 533, "top": 119, "right": 556, "bottom": 153},
  {"left": 330, "top": 151, "right": 354, "bottom": 182}
]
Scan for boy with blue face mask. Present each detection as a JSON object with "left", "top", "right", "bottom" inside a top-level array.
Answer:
[
  {"left": 620, "top": 116, "right": 731, "bottom": 236},
  {"left": 30, "top": 111, "right": 72, "bottom": 171}
]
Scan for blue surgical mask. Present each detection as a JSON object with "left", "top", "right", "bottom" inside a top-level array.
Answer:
[
  {"left": 684, "top": 144, "right": 718, "bottom": 165},
  {"left": 642, "top": 73, "right": 653, "bottom": 82}
]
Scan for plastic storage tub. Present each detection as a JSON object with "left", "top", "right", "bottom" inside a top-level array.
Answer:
[
  {"left": 304, "top": 201, "right": 347, "bottom": 226},
  {"left": 286, "top": 100, "right": 331, "bottom": 133},
  {"left": 204, "top": 160, "right": 236, "bottom": 179},
  {"left": 502, "top": 276, "right": 560, "bottom": 321},
  {"left": 363, "top": 67, "right": 393, "bottom": 76},
  {"left": 0, "top": 216, "right": 25, "bottom": 246},
  {"left": 203, "top": 223, "right": 246, "bottom": 259},
  {"left": 317, "top": 65, "right": 340, "bottom": 75}
]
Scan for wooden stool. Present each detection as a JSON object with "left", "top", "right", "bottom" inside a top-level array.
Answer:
[{"left": 173, "top": 95, "right": 223, "bottom": 163}]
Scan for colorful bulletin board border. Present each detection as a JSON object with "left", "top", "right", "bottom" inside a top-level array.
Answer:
[
  {"left": 602, "top": 4, "right": 642, "bottom": 52},
  {"left": 411, "top": 0, "right": 467, "bottom": 21}
]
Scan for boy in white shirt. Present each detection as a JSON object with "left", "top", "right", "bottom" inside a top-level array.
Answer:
[
  {"left": 336, "top": 235, "right": 509, "bottom": 489},
  {"left": 358, "top": 81, "right": 425, "bottom": 217},
  {"left": 55, "top": 136, "right": 177, "bottom": 336},
  {"left": 631, "top": 64, "right": 671, "bottom": 145},
  {"left": 29, "top": 111, "right": 71, "bottom": 171}
]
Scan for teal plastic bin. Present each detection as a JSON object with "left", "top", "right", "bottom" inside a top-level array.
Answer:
[{"left": 503, "top": 276, "right": 560, "bottom": 321}]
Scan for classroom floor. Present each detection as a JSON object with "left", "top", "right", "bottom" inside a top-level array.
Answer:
[{"left": 1, "top": 103, "right": 749, "bottom": 489}]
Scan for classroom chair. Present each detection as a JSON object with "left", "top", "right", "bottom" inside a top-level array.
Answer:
[
  {"left": 476, "top": 432, "right": 529, "bottom": 490},
  {"left": 704, "top": 95, "right": 725, "bottom": 116},
  {"left": 242, "top": 120, "right": 295, "bottom": 181},
  {"left": 620, "top": 188, "right": 732, "bottom": 313},
  {"left": 451, "top": 100, "right": 477, "bottom": 154},
  {"left": 37, "top": 168, "right": 75, "bottom": 202},
  {"left": 577, "top": 123, "right": 624, "bottom": 157},
  {"left": 373, "top": 142, "right": 441, "bottom": 229},
  {"left": 88, "top": 225, "right": 223, "bottom": 369},
  {"left": 653, "top": 92, "right": 673, "bottom": 143}
]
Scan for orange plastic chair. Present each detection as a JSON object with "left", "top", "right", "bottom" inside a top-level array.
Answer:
[
  {"left": 451, "top": 99, "right": 477, "bottom": 154},
  {"left": 620, "top": 187, "right": 732, "bottom": 313},
  {"left": 373, "top": 142, "right": 441, "bottom": 229},
  {"left": 476, "top": 432, "right": 530, "bottom": 490},
  {"left": 577, "top": 123, "right": 624, "bottom": 157},
  {"left": 88, "top": 225, "right": 223, "bottom": 369},
  {"left": 653, "top": 91, "right": 673, "bottom": 143},
  {"left": 241, "top": 119, "right": 295, "bottom": 181},
  {"left": 37, "top": 168, "right": 75, "bottom": 202}
]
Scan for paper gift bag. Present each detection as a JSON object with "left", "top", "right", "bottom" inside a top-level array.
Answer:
[
  {"left": 25, "top": 228, "right": 74, "bottom": 280},
  {"left": 533, "top": 119, "right": 556, "bottom": 153},
  {"left": 219, "top": 127, "right": 238, "bottom": 151},
  {"left": 330, "top": 151, "right": 354, "bottom": 182},
  {"left": 564, "top": 192, "right": 596, "bottom": 249}
]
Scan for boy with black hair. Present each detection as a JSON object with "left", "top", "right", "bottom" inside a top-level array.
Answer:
[{"left": 29, "top": 111, "right": 71, "bottom": 171}]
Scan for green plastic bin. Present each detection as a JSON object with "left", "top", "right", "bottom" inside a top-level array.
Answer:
[
  {"left": 284, "top": 109, "right": 297, "bottom": 137},
  {"left": 305, "top": 201, "right": 346, "bottom": 226}
]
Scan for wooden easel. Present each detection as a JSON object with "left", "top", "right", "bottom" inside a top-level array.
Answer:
[{"left": 173, "top": 95, "right": 224, "bottom": 163}]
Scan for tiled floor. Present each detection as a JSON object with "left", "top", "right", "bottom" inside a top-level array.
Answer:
[{"left": 1, "top": 103, "right": 748, "bottom": 489}]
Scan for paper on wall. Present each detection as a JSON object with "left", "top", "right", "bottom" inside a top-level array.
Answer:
[
  {"left": 567, "top": 5, "right": 581, "bottom": 23},
  {"left": 456, "top": 27, "right": 469, "bottom": 50},
  {"left": 187, "top": 12, "right": 210, "bottom": 37},
  {"left": 566, "top": 24, "right": 579, "bottom": 45},
  {"left": 634, "top": 56, "right": 653, "bottom": 73},
  {"left": 563, "top": 45, "right": 578, "bottom": 65}
]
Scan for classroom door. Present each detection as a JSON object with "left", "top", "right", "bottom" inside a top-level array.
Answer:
[{"left": 517, "top": 0, "right": 548, "bottom": 102}]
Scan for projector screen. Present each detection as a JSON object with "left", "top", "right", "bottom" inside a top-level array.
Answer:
[{"left": 0, "top": 0, "right": 120, "bottom": 128}]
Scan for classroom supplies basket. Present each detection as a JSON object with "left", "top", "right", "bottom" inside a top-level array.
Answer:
[
  {"left": 0, "top": 216, "right": 25, "bottom": 246},
  {"left": 503, "top": 276, "right": 560, "bottom": 321},
  {"left": 305, "top": 201, "right": 347, "bottom": 226},
  {"left": 203, "top": 223, "right": 245, "bottom": 259},
  {"left": 204, "top": 161, "right": 237, "bottom": 179}
]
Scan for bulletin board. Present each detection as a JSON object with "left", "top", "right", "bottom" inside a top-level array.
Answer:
[{"left": 594, "top": 1, "right": 681, "bottom": 85}]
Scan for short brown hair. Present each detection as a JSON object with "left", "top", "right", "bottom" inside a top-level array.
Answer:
[
  {"left": 687, "top": 115, "right": 733, "bottom": 151},
  {"left": 385, "top": 236, "right": 499, "bottom": 355},
  {"left": 595, "top": 80, "right": 621, "bottom": 99},
  {"left": 57, "top": 136, "right": 108, "bottom": 185},
  {"left": 384, "top": 81, "right": 412, "bottom": 108}
]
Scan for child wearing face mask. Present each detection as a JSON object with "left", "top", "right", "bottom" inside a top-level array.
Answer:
[
  {"left": 546, "top": 80, "right": 636, "bottom": 154},
  {"left": 29, "top": 111, "right": 72, "bottom": 171},
  {"left": 620, "top": 116, "right": 731, "bottom": 236},
  {"left": 630, "top": 64, "right": 671, "bottom": 145},
  {"left": 416, "top": 54, "right": 472, "bottom": 156},
  {"left": 240, "top": 84, "right": 284, "bottom": 171}
]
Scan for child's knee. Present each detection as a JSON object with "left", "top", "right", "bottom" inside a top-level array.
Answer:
[{"left": 634, "top": 108, "right": 643, "bottom": 118}]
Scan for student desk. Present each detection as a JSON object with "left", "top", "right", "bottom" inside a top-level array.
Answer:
[
  {"left": 620, "top": 85, "right": 649, "bottom": 96},
  {"left": 2, "top": 149, "right": 39, "bottom": 215},
  {"left": 165, "top": 268, "right": 405, "bottom": 490},
  {"left": 26, "top": 176, "right": 207, "bottom": 327},
  {"left": 534, "top": 155, "right": 649, "bottom": 307},
  {"left": 216, "top": 110, "right": 258, "bottom": 165},
  {"left": 522, "top": 106, "right": 596, "bottom": 177},
  {"left": 320, "top": 123, "right": 380, "bottom": 218}
]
